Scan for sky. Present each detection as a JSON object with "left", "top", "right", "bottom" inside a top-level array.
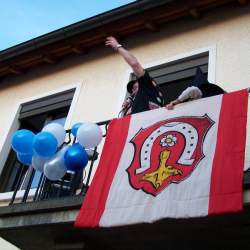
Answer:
[{"left": 0, "top": 0, "right": 135, "bottom": 51}]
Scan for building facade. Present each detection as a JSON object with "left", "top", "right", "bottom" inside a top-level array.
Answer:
[{"left": 0, "top": 0, "right": 249, "bottom": 249}]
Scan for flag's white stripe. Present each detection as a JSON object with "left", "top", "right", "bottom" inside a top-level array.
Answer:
[{"left": 100, "top": 95, "right": 223, "bottom": 227}]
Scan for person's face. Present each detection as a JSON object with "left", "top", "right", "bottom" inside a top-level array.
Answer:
[{"left": 132, "top": 81, "right": 139, "bottom": 95}]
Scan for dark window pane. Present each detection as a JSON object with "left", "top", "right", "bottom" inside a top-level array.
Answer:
[{"left": 146, "top": 53, "right": 209, "bottom": 103}]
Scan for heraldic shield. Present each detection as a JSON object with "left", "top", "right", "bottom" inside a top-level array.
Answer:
[{"left": 127, "top": 115, "right": 214, "bottom": 196}]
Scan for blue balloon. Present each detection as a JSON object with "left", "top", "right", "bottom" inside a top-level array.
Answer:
[
  {"left": 33, "top": 131, "right": 58, "bottom": 157},
  {"left": 17, "top": 152, "right": 33, "bottom": 165},
  {"left": 11, "top": 129, "right": 35, "bottom": 154},
  {"left": 71, "top": 122, "right": 83, "bottom": 137},
  {"left": 64, "top": 143, "right": 88, "bottom": 171}
]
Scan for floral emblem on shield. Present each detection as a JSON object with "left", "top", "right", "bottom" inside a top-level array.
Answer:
[
  {"left": 160, "top": 134, "right": 177, "bottom": 147},
  {"left": 126, "top": 115, "right": 214, "bottom": 196}
]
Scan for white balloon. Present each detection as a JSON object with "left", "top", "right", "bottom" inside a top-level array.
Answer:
[
  {"left": 43, "top": 146, "right": 68, "bottom": 181},
  {"left": 85, "top": 149, "right": 94, "bottom": 158},
  {"left": 42, "top": 123, "right": 66, "bottom": 146},
  {"left": 77, "top": 122, "right": 102, "bottom": 149},
  {"left": 32, "top": 155, "right": 50, "bottom": 172}
]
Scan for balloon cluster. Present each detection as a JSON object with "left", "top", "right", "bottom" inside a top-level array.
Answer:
[{"left": 11, "top": 122, "right": 102, "bottom": 181}]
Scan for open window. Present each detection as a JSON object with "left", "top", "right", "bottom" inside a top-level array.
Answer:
[
  {"left": 0, "top": 89, "right": 75, "bottom": 193},
  {"left": 148, "top": 52, "right": 208, "bottom": 103},
  {"left": 129, "top": 51, "right": 209, "bottom": 104}
]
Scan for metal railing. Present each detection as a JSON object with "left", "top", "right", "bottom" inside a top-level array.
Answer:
[
  {"left": 9, "top": 120, "right": 110, "bottom": 205},
  {"left": 6, "top": 90, "right": 250, "bottom": 206}
]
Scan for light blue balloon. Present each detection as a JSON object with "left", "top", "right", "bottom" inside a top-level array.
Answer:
[
  {"left": 33, "top": 131, "right": 58, "bottom": 157},
  {"left": 17, "top": 152, "right": 33, "bottom": 165},
  {"left": 71, "top": 122, "right": 83, "bottom": 137},
  {"left": 43, "top": 146, "right": 68, "bottom": 181},
  {"left": 77, "top": 122, "right": 102, "bottom": 149},
  {"left": 11, "top": 129, "right": 35, "bottom": 154},
  {"left": 32, "top": 155, "right": 49, "bottom": 172},
  {"left": 64, "top": 143, "right": 88, "bottom": 171}
]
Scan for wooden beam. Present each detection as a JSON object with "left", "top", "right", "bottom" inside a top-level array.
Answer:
[
  {"left": 189, "top": 8, "right": 201, "bottom": 19},
  {"left": 144, "top": 22, "right": 159, "bottom": 32},
  {"left": 237, "top": 0, "right": 248, "bottom": 5},
  {"left": 41, "top": 55, "right": 56, "bottom": 64},
  {"left": 70, "top": 45, "right": 85, "bottom": 54},
  {"left": 8, "top": 66, "right": 22, "bottom": 75},
  {"left": 102, "top": 32, "right": 120, "bottom": 38}
]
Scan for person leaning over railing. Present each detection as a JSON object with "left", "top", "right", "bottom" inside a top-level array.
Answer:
[
  {"left": 166, "top": 67, "right": 226, "bottom": 110},
  {"left": 105, "top": 36, "right": 164, "bottom": 117},
  {"left": 166, "top": 83, "right": 226, "bottom": 110}
]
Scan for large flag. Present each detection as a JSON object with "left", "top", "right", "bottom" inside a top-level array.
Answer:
[{"left": 75, "top": 89, "right": 249, "bottom": 228}]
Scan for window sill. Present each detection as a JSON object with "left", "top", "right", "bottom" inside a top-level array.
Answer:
[
  {"left": 0, "top": 194, "right": 84, "bottom": 217},
  {"left": 0, "top": 189, "right": 36, "bottom": 204}
]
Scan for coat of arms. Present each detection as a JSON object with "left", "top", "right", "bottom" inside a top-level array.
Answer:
[{"left": 127, "top": 115, "right": 214, "bottom": 196}]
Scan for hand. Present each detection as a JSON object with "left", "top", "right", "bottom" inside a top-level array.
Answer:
[
  {"left": 105, "top": 36, "right": 120, "bottom": 50},
  {"left": 122, "top": 101, "right": 129, "bottom": 109},
  {"left": 122, "top": 98, "right": 132, "bottom": 109},
  {"left": 165, "top": 100, "right": 180, "bottom": 110}
]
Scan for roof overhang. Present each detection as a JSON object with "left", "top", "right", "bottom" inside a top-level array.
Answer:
[{"left": 0, "top": 0, "right": 248, "bottom": 80}]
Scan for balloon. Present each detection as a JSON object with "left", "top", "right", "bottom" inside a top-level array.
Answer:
[
  {"left": 43, "top": 146, "right": 68, "bottom": 181},
  {"left": 33, "top": 131, "right": 58, "bottom": 157},
  {"left": 71, "top": 122, "right": 83, "bottom": 137},
  {"left": 85, "top": 149, "right": 98, "bottom": 160},
  {"left": 85, "top": 149, "right": 95, "bottom": 158},
  {"left": 42, "top": 123, "right": 66, "bottom": 146},
  {"left": 32, "top": 155, "right": 49, "bottom": 172},
  {"left": 17, "top": 152, "right": 33, "bottom": 165},
  {"left": 77, "top": 122, "right": 102, "bottom": 149},
  {"left": 64, "top": 143, "right": 88, "bottom": 171},
  {"left": 11, "top": 129, "right": 35, "bottom": 154}
]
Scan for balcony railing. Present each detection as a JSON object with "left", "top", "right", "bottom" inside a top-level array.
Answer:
[
  {"left": 5, "top": 115, "right": 250, "bottom": 207},
  {"left": 8, "top": 120, "right": 110, "bottom": 205}
]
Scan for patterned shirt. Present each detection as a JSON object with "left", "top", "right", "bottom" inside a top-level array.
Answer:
[{"left": 122, "top": 71, "right": 164, "bottom": 116}]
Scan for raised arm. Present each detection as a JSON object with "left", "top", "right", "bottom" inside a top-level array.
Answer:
[{"left": 105, "top": 36, "right": 144, "bottom": 77}]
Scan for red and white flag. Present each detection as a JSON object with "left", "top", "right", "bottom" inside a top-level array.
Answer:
[{"left": 75, "top": 89, "right": 249, "bottom": 228}]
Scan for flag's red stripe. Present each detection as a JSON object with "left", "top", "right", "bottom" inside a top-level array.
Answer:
[
  {"left": 209, "top": 90, "right": 248, "bottom": 214},
  {"left": 75, "top": 116, "right": 131, "bottom": 227}
]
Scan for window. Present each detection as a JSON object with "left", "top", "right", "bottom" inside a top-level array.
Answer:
[
  {"left": 0, "top": 89, "right": 75, "bottom": 193},
  {"left": 148, "top": 52, "right": 208, "bottom": 103},
  {"left": 130, "top": 51, "right": 209, "bottom": 104}
]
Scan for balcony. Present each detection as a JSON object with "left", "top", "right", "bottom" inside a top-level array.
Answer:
[
  {"left": 0, "top": 120, "right": 109, "bottom": 250},
  {"left": 0, "top": 118, "right": 250, "bottom": 250}
]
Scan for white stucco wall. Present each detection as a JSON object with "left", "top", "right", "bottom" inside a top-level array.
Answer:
[{"left": 0, "top": 238, "right": 20, "bottom": 250}]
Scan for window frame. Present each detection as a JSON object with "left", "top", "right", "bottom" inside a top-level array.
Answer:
[
  {"left": 0, "top": 82, "right": 82, "bottom": 201},
  {"left": 116, "top": 45, "right": 216, "bottom": 115}
]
